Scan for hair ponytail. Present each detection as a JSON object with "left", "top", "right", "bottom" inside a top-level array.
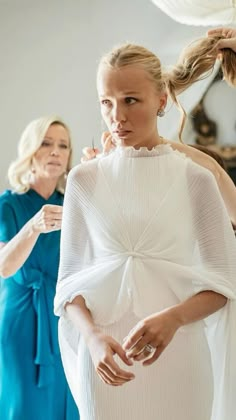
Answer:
[{"left": 164, "top": 35, "right": 236, "bottom": 141}]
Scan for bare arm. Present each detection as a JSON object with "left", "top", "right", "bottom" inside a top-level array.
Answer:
[
  {"left": 0, "top": 223, "right": 39, "bottom": 278},
  {"left": 168, "top": 141, "right": 236, "bottom": 226},
  {"left": 65, "top": 295, "right": 100, "bottom": 342},
  {"left": 123, "top": 290, "right": 227, "bottom": 365},
  {"left": 170, "top": 289, "right": 227, "bottom": 326},
  {"left": 65, "top": 296, "right": 134, "bottom": 386},
  {"left": 0, "top": 204, "right": 63, "bottom": 278}
]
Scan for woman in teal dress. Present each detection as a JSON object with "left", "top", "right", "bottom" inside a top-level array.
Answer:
[{"left": 0, "top": 116, "right": 79, "bottom": 420}]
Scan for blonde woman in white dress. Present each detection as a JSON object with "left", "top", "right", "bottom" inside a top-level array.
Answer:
[{"left": 54, "top": 32, "right": 236, "bottom": 420}]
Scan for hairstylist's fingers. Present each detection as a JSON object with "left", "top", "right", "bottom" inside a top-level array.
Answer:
[
  {"left": 217, "top": 38, "right": 236, "bottom": 53},
  {"left": 81, "top": 147, "right": 100, "bottom": 163},
  {"left": 101, "top": 132, "right": 116, "bottom": 153},
  {"left": 101, "top": 131, "right": 111, "bottom": 146},
  {"left": 207, "top": 28, "right": 223, "bottom": 36},
  {"left": 207, "top": 27, "right": 234, "bottom": 37}
]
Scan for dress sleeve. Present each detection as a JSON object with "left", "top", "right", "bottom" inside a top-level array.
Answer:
[
  {"left": 54, "top": 163, "right": 97, "bottom": 316},
  {"left": 187, "top": 161, "right": 236, "bottom": 420},
  {"left": 188, "top": 161, "right": 236, "bottom": 298},
  {"left": 0, "top": 194, "right": 18, "bottom": 242}
]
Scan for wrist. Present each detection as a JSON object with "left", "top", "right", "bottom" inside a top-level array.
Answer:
[
  {"left": 165, "top": 305, "right": 186, "bottom": 328},
  {"left": 26, "top": 219, "right": 40, "bottom": 237},
  {"left": 84, "top": 326, "right": 102, "bottom": 346}
]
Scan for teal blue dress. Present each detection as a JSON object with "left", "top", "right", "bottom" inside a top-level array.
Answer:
[{"left": 0, "top": 189, "right": 79, "bottom": 420}]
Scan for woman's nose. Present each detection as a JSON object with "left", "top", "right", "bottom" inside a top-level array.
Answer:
[
  {"left": 50, "top": 147, "right": 59, "bottom": 156},
  {"left": 112, "top": 106, "right": 127, "bottom": 123}
]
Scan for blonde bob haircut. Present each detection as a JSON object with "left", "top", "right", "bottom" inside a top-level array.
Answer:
[
  {"left": 97, "top": 35, "right": 236, "bottom": 142},
  {"left": 8, "top": 115, "right": 73, "bottom": 194}
]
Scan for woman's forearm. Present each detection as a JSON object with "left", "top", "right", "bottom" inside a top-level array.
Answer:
[
  {"left": 65, "top": 295, "right": 100, "bottom": 344},
  {"left": 0, "top": 220, "right": 40, "bottom": 278},
  {"left": 169, "top": 290, "right": 227, "bottom": 327}
]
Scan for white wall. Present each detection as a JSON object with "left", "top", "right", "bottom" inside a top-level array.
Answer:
[{"left": 0, "top": 0, "right": 217, "bottom": 192}]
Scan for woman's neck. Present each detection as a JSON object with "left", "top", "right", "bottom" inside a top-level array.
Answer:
[
  {"left": 121, "top": 133, "right": 165, "bottom": 150},
  {"left": 30, "top": 178, "right": 58, "bottom": 199}
]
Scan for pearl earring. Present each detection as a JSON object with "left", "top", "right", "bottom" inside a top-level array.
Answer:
[{"left": 157, "top": 109, "right": 165, "bottom": 117}]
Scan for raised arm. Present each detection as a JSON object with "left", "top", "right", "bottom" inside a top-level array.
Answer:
[{"left": 0, "top": 204, "right": 62, "bottom": 278}]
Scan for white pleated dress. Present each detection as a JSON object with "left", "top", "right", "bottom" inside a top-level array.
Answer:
[{"left": 54, "top": 144, "right": 236, "bottom": 420}]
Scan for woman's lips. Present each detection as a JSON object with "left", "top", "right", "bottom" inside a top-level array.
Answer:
[
  {"left": 48, "top": 162, "right": 62, "bottom": 166},
  {"left": 113, "top": 130, "right": 131, "bottom": 136}
]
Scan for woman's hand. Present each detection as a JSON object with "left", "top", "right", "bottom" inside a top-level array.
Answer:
[
  {"left": 123, "top": 310, "right": 181, "bottom": 366},
  {"left": 31, "top": 204, "right": 63, "bottom": 233},
  {"left": 87, "top": 331, "right": 135, "bottom": 386},
  {"left": 81, "top": 131, "right": 116, "bottom": 162},
  {"left": 207, "top": 27, "right": 236, "bottom": 53}
]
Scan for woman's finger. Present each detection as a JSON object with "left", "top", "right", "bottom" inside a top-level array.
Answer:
[
  {"left": 101, "top": 131, "right": 111, "bottom": 146},
  {"left": 112, "top": 341, "right": 133, "bottom": 366},
  {"left": 217, "top": 38, "right": 236, "bottom": 51},
  {"left": 98, "top": 364, "right": 130, "bottom": 385},
  {"left": 143, "top": 345, "right": 164, "bottom": 366},
  {"left": 133, "top": 345, "right": 156, "bottom": 362},
  {"left": 103, "top": 356, "right": 135, "bottom": 381},
  {"left": 207, "top": 27, "right": 231, "bottom": 37},
  {"left": 123, "top": 323, "right": 146, "bottom": 351},
  {"left": 82, "top": 147, "right": 97, "bottom": 159},
  {"left": 124, "top": 334, "right": 150, "bottom": 358},
  {"left": 101, "top": 132, "right": 116, "bottom": 153}
]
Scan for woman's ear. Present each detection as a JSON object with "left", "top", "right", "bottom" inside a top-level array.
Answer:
[{"left": 159, "top": 92, "right": 168, "bottom": 110}]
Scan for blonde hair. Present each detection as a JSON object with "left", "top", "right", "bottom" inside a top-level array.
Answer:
[
  {"left": 98, "top": 35, "right": 236, "bottom": 141},
  {"left": 8, "top": 115, "right": 73, "bottom": 193}
]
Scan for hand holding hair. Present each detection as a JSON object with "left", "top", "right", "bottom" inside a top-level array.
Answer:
[{"left": 207, "top": 27, "right": 236, "bottom": 53}]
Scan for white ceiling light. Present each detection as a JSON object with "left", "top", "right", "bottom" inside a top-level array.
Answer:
[{"left": 151, "top": 0, "right": 236, "bottom": 26}]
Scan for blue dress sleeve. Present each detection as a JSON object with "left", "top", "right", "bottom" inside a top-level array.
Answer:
[{"left": 0, "top": 191, "right": 18, "bottom": 242}]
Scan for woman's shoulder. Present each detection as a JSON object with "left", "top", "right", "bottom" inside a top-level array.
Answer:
[
  {"left": 0, "top": 190, "right": 23, "bottom": 223},
  {"left": 166, "top": 140, "right": 218, "bottom": 173},
  {"left": 0, "top": 189, "right": 21, "bottom": 206},
  {"left": 165, "top": 140, "right": 216, "bottom": 181},
  {"left": 67, "top": 158, "right": 101, "bottom": 185}
]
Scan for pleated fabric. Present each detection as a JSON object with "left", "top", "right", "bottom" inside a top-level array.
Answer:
[{"left": 55, "top": 144, "right": 236, "bottom": 420}]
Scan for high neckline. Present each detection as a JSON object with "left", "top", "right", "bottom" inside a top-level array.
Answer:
[{"left": 115, "top": 143, "right": 173, "bottom": 158}]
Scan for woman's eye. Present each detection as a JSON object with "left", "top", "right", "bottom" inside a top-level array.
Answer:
[
  {"left": 60, "top": 144, "right": 69, "bottom": 149},
  {"left": 125, "top": 97, "right": 137, "bottom": 104},
  {"left": 101, "top": 100, "right": 111, "bottom": 106},
  {"left": 41, "top": 140, "right": 51, "bottom": 147}
]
